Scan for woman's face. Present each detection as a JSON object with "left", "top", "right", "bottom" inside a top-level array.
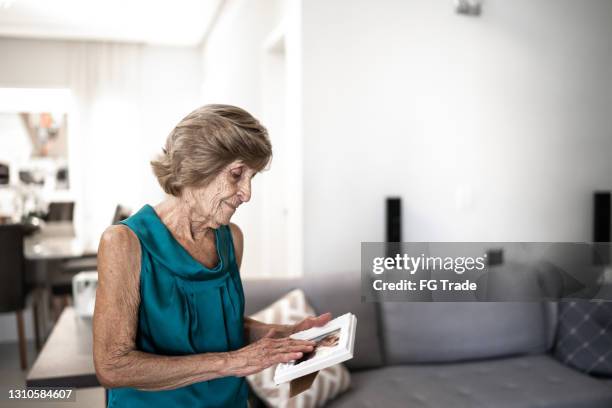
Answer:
[{"left": 185, "top": 160, "right": 257, "bottom": 228}]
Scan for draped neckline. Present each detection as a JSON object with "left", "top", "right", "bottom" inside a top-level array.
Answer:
[{"left": 139, "top": 204, "right": 224, "bottom": 276}]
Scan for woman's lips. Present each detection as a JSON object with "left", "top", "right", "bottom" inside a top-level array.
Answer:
[{"left": 224, "top": 201, "right": 237, "bottom": 210}]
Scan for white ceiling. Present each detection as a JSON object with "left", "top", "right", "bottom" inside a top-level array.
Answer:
[{"left": 0, "top": 0, "right": 222, "bottom": 46}]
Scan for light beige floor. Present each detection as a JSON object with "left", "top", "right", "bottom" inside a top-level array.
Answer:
[{"left": 0, "top": 340, "right": 105, "bottom": 408}]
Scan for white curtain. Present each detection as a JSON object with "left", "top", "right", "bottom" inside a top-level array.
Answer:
[{"left": 68, "top": 42, "right": 149, "bottom": 248}]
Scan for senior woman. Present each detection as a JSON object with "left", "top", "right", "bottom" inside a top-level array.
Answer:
[{"left": 93, "top": 104, "right": 330, "bottom": 408}]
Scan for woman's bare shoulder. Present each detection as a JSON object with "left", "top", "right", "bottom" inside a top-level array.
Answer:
[
  {"left": 98, "top": 224, "right": 141, "bottom": 271},
  {"left": 228, "top": 223, "right": 244, "bottom": 269},
  {"left": 99, "top": 224, "right": 139, "bottom": 251},
  {"left": 228, "top": 223, "right": 243, "bottom": 243}
]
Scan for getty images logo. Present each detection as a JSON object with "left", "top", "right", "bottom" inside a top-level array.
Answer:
[{"left": 372, "top": 253, "right": 487, "bottom": 275}]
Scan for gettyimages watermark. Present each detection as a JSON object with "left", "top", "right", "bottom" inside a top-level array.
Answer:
[{"left": 361, "top": 242, "right": 612, "bottom": 302}]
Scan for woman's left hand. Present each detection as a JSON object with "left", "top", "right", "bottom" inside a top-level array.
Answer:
[{"left": 290, "top": 313, "right": 333, "bottom": 335}]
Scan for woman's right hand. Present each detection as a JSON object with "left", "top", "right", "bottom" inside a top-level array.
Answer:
[{"left": 225, "top": 329, "right": 316, "bottom": 377}]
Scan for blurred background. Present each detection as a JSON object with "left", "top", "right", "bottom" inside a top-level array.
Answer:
[{"left": 0, "top": 0, "right": 611, "bottom": 407}]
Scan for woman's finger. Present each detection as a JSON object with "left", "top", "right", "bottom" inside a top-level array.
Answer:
[
  {"left": 275, "top": 352, "right": 303, "bottom": 364},
  {"left": 269, "top": 336, "right": 314, "bottom": 346},
  {"left": 277, "top": 343, "right": 314, "bottom": 354},
  {"left": 287, "top": 338, "right": 316, "bottom": 347},
  {"left": 295, "top": 313, "right": 333, "bottom": 332},
  {"left": 267, "top": 339, "right": 314, "bottom": 353},
  {"left": 257, "top": 350, "right": 302, "bottom": 369},
  {"left": 313, "top": 312, "right": 332, "bottom": 326}
]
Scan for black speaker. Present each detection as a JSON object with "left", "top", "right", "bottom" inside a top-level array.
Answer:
[
  {"left": 386, "top": 197, "right": 402, "bottom": 242},
  {"left": 486, "top": 248, "right": 504, "bottom": 266},
  {"left": 594, "top": 192, "right": 611, "bottom": 242},
  {"left": 0, "top": 163, "right": 8, "bottom": 185}
]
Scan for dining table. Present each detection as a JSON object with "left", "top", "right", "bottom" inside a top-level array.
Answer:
[{"left": 23, "top": 222, "right": 97, "bottom": 348}]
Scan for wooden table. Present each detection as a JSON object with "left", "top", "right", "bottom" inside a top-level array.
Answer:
[{"left": 26, "top": 307, "right": 99, "bottom": 388}]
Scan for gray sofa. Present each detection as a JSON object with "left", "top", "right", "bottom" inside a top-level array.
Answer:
[{"left": 243, "top": 271, "right": 612, "bottom": 408}]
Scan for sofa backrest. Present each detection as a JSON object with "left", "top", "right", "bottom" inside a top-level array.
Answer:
[
  {"left": 381, "top": 301, "right": 556, "bottom": 365},
  {"left": 242, "top": 272, "right": 385, "bottom": 370},
  {"left": 380, "top": 261, "right": 558, "bottom": 365}
]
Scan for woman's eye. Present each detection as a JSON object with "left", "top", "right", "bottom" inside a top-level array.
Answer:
[{"left": 231, "top": 170, "right": 242, "bottom": 179}]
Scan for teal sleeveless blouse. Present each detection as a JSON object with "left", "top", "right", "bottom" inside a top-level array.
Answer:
[{"left": 107, "top": 204, "right": 247, "bottom": 408}]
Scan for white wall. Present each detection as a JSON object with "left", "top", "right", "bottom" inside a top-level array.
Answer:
[
  {"left": 199, "top": 0, "right": 612, "bottom": 278},
  {"left": 0, "top": 113, "right": 30, "bottom": 168},
  {"left": 301, "top": 0, "right": 612, "bottom": 275},
  {"left": 200, "top": 0, "right": 294, "bottom": 277},
  {"left": 0, "top": 38, "right": 71, "bottom": 88}
]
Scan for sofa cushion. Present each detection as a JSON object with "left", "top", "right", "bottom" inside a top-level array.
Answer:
[
  {"left": 554, "top": 300, "right": 612, "bottom": 377},
  {"left": 382, "top": 301, "right": 553, "bottom": 364},
  {"left": 243, "top": 278, "right": 303, "bottom": 315},
  {"left": 379, "top": 260, "right": 557, "bottom": 364},
  {"left": 242, "top": 272, "right": 385, "bottom": 370},
  {"left": 329, "top": 355, "right": 612, "bottom": 408}
]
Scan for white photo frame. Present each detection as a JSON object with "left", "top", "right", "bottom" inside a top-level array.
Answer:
[{"left": 274, "top": 313, "right": 357, "bottom": 384}]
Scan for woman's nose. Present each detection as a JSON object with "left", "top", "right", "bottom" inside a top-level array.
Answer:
[{"left": 238, "top": 179, "right": 251, "bottom": 202}]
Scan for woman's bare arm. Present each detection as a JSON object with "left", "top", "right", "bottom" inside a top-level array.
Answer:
[{"left": 93, "top": 225, "right": 314, "bottom": 390}]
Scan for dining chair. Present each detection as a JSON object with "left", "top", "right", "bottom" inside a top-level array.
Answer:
[
  {"left": 45, "top": 202, "right": 75, "bottom": 222},
  {"left": 0, "top": 162, "right": 9, "bottom": 185},
  {"left": 0, "top": 224, "right": 37, "bottom": 370},
  {"left": 112, "top": 204, "right": 132, "bottom": 225}
]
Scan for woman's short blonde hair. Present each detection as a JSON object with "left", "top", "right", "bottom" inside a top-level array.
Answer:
[{"left": 151, "top": 104, "right": 272, "bottom": 196}]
